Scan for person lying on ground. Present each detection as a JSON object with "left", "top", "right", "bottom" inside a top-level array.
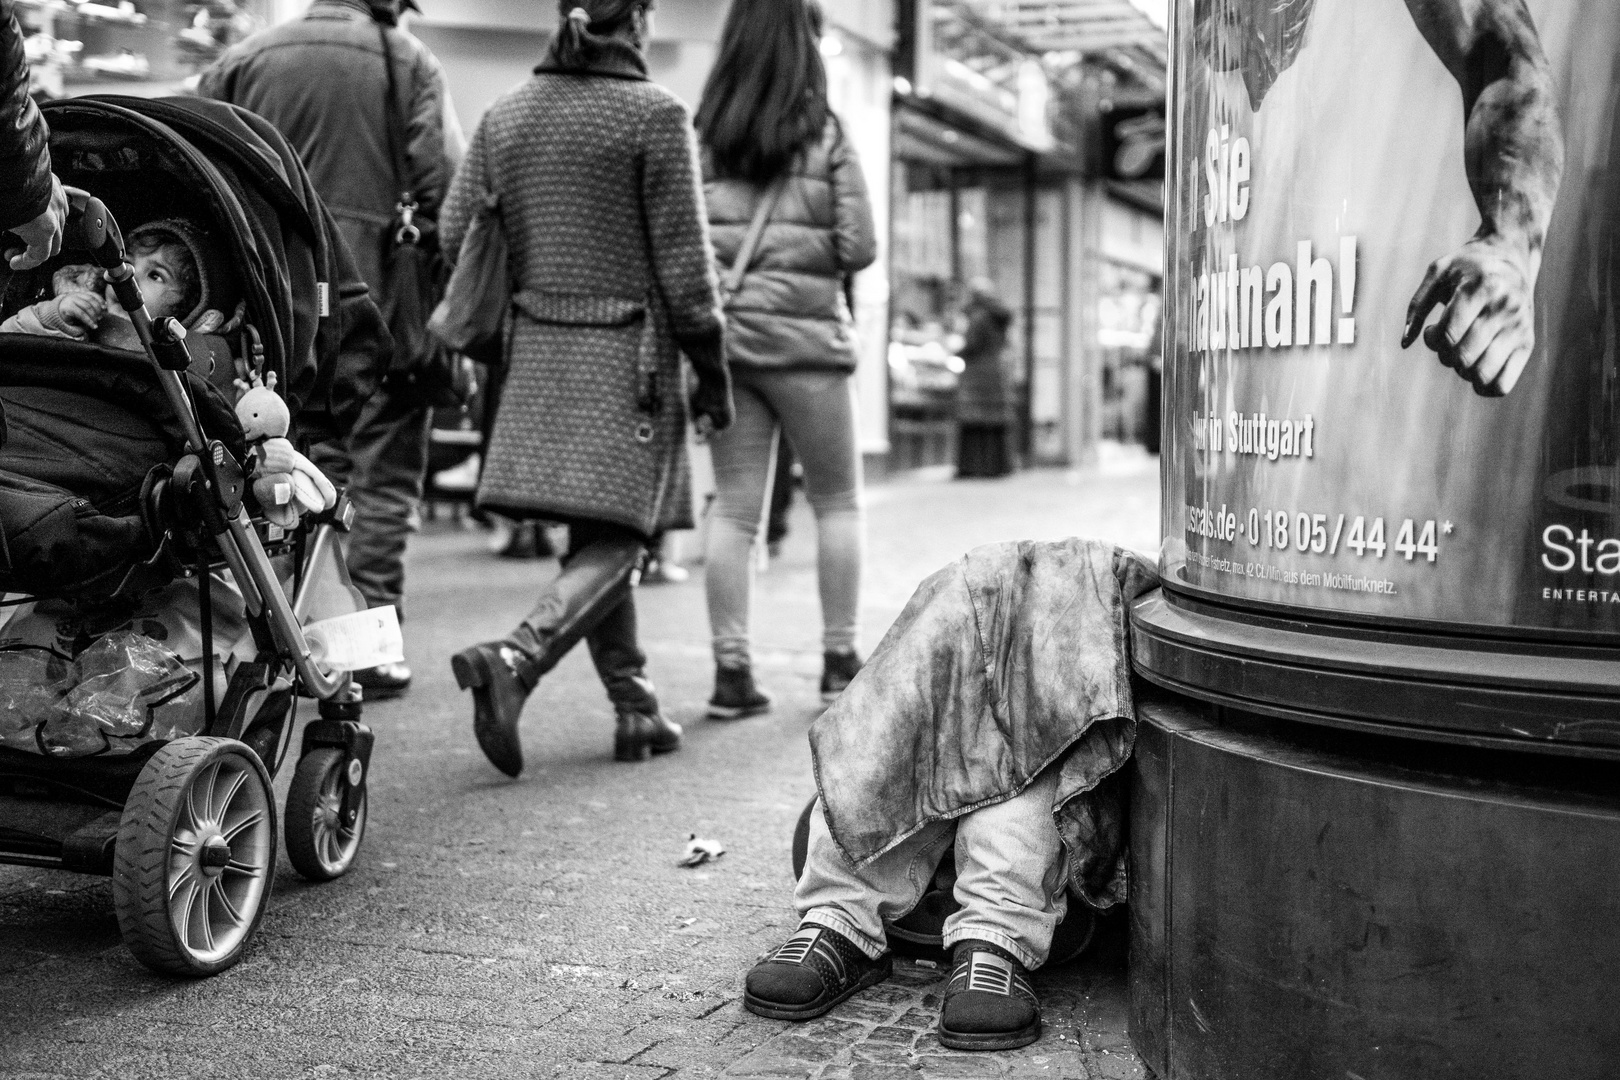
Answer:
[{"left": 743, "top": 537, "right": 1159, "bottom": 1051}]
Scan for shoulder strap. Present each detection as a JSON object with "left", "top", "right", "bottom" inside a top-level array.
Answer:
[
  {"left": 722, "top": 174, "right": 786, "bottom": 300},
  {"left": 376, "top": 22, "right": 412, "bottom": 206}
]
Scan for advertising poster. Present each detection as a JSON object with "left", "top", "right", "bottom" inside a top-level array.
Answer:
[{"left": 1162, "top": 0, "right": 1620, "bottom": 635}]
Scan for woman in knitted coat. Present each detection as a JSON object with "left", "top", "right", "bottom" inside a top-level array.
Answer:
[{"left": 441, "top": 0, "right": 732, "bottom": 777}]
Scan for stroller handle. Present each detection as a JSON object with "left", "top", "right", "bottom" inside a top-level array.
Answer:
[{"left": 63, "top": 187, "right": 126, "bottom": 272}]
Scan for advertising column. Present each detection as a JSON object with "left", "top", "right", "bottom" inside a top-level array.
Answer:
[
  {"left": 1130, "top": 5, "right": 1620, "bottom": 1077},
  {"left": 1161, "top": 0, "right": 1620, "bottom": 638}
]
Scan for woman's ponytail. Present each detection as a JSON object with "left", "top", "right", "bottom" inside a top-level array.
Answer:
[
  {"left": 552, "top": 0, "right": 643, "bottom": 69},
  {"left": 555, "top": 6, "right": 593, "bottom": 67}
]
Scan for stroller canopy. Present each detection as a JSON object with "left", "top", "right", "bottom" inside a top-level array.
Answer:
[{"left": 5, "top": 96, "right": 388, "bottom": 448}]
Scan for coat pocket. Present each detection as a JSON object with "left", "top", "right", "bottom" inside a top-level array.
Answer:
[{"left": 513, "top": 291, "right": 663, "bottom": 435}]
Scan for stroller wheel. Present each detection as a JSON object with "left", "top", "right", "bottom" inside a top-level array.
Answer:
[
  {"left": 113, "top": 737, "right": 277, "bottom": 977},
  {"left": 285, "top": 747, "right": 367, "bottom": 881}
]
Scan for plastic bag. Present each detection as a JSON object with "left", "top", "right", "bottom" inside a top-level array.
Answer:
[
  {"left": 0, "top": 646, "right": 71, "bottom": 752},
  {"left": 60, "top": 632, "right": 199, "bottom": 735},
  {"left": 0, "top": 571, "right": 249, "bottom": 757}
]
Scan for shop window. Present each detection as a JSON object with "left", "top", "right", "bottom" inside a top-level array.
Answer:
[{"left": 18, "top": 0, "right": 271, "bottom": 98}]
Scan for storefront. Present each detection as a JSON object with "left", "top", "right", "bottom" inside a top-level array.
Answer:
[
  {"left": 16, "top": 0, "right": 275, "bottom": 97},
  {"left": 1131, "top": 0, "right": 1620, "bottom": 1075},
  {"left": 887, "top": 0, "right": 1048, "bottom": 471},
  {"left": 888, "top": 0, "right": 1168, "bottom": 472}
]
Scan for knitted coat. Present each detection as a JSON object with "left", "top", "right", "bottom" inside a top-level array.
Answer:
[{"left": 438, "top": 40, "right": 724, "bottom": 536}]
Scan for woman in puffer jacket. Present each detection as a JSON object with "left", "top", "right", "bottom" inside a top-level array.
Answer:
[{"left": 696, "top": 0, "right": 877, "bottom": 719}]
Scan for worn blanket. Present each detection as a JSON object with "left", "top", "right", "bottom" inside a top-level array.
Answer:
[{"left": 810, "top": 538, "right": 1159, "bottom": 909}]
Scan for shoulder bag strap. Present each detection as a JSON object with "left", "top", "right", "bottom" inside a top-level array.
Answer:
[
  {"left": 722, "top": 174, "right": 787, "bottom": 303},
  {"left": 376, "top": 22, "right": 417, "bottom": 236}
]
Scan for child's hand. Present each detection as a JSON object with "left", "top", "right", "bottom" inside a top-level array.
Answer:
[{"left": 56, "top": 292, "right": 105, "bottom": 336}]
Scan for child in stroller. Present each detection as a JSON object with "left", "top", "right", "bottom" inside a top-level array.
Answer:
[
  {"left": 0, "top": 95, "right": 392, "bottom": 977},
  {"left": 2, "top": 217, "right": 236, "bottom": 346}
]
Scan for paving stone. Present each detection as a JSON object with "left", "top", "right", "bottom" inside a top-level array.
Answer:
[
  {"left": 891, "top": 1009, "right": 937, "bottom": 1031},
  {"left": 849, "top": 1066, "right": 920, "bottom": 1080},
  {"left": 911, "top": 1055, "right": 1015, "bottom": 1077}
]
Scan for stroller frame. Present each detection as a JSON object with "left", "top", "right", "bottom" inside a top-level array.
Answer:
[{"left": 0, "top": 193, "right": 376, "bottom": 976}]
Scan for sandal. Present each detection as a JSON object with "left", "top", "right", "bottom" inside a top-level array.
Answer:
[
  {"left": 743, "top": 924, "right": 892, "bottom": 1020},
  {"left": 938, "top": 940, "right": 1042, "bottom": 1051}
]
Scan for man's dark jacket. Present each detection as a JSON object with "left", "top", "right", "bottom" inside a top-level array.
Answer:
[
  {"left": 0, "top": 0, "right": 52, "bottom": 231},
  {"left": 196, "top": 0, "right": 457, "bottom": 293}
]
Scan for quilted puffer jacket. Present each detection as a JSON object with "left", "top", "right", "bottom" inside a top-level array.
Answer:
[
  {"left": 0, "top": 0, "right": 53, "bottom": 232},
  {"left": 704, "top": 116, "right": 876, "bottom": 372}
]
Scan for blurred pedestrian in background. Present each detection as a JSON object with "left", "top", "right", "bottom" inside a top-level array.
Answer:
[
  {"left": 765, "top": 438, "right": 798, "bottom": 558},
  {"left": 954, "top": 279, "right": 1015, "bottom": 479},
  {"left": 0, "top": 0, "right": 66, "bottom": 271},
  {"left": 199, "top": 0, "right": 463, "bottom": 699},
  {"left": 441, "top": 0, "right": 732, "bottom": 777},
  {"left": 697, "top": 0, "right": 875, "bottom": 719}
]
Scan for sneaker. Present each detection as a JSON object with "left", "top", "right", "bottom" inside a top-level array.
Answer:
[
  {"left": 707, "top": 664, "right": 772, "bottom": 719},
  {"left": 431, "top": 452, "right": 480, "bottom": 494},
  {"left": 641, "top": 558, "right": 690, "bottom": 585},
  {"left": 820, "top": 649, "right": 862, "bottom": 703},
  {"left": 937, "top": 940, "right": 1042, "bottom": 1051},
  {"left": 743, "top": 924, "right": 893, "bottom": 1021}
]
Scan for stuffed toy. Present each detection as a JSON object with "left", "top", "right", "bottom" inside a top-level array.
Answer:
[{"left": 233, "top": 370, "right": 336, "bottom": 528}]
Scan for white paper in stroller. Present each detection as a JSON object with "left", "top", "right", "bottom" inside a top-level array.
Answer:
[
  {"left": 304, "top": 607, "right": 403, "bottom": 672},
  {"left": 295, "top": 531, "right": 403, "bottom": 673}
]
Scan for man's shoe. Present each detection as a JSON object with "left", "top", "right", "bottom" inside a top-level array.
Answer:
[
  {"left": 614, "top": 708, "right": 682, "bottom": 761},
  {"left": 450, "top": 641, "right": 534, "bottom": 777},
  {"left": 937, "top": 940, "right": 1042, "bottom": 1051},
  {"left": 743, "top": 924, "right": 892, "bottom": 1021},
  {"left": 352, "top": 661, "right": 411, "bottom": 700},
  {"left": 493, "top": 521, "right": 554, "bottom": 560},
  {"left": 707, "top": 664, "right": 772, "bottom": 719},
  {"left": 820, "top": 649, "right": 862, "bottom": 704}
]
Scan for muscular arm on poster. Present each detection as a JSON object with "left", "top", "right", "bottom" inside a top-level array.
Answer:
[{"left": 1399, "top": 0, "right": 1564, "bottom": 397}]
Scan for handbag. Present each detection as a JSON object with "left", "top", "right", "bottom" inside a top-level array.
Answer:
[
  {"left": 720, "top": 175, "right": 787, "bottom": 310},
  {"left": 376, "top": 22, "right": 476, "bottom": 409},
  {"left": 427, "top": 190, "right": 509, "bottom": 367}
]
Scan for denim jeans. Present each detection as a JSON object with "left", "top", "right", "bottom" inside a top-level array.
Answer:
[
  {"left": 796, "top": 766, "right": 1070, "bottom": 970},
  {"left": 704, "top": 368, "right": 863, "bottom": 666}
]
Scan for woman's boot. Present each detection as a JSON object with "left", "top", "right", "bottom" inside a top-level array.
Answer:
[
  {"left": 450, "top": 629, "right": 547, "bottom": 777},
  {"left": 452, "top": 534, "right": 644, "bottom": 776},
  {"left": 588, "top": 594, "right": 682, "bottom": 761}
]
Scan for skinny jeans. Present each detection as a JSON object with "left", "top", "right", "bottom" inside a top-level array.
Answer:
[{"left": 703, "top": 368, "right": 863, "bottom": 667}]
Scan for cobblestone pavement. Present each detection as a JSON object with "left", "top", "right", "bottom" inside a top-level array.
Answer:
[{"left": 0, "top": 456, "right": 1159, "bottom": 1079}]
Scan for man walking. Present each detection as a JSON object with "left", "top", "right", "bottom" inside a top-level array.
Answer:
[{"left": 200, "top": 0, "right": 463, "bottom": 698}]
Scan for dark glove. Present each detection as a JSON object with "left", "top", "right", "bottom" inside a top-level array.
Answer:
[{"left": 680, "top": 330, "right": 735, "bottom": 434}]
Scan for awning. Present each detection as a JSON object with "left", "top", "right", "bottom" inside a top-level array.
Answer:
[{"left": 956, "top": 0, "right": 1166, "bottom": 92}]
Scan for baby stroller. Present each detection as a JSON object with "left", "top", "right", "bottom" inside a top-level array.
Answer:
[{"left": 0, "top": 97, "right": 387, "bottom": 976}]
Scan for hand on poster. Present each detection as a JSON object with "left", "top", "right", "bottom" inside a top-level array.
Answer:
[{"left": 1402, "top": 231, "right": 1538, "bottom": 397}]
